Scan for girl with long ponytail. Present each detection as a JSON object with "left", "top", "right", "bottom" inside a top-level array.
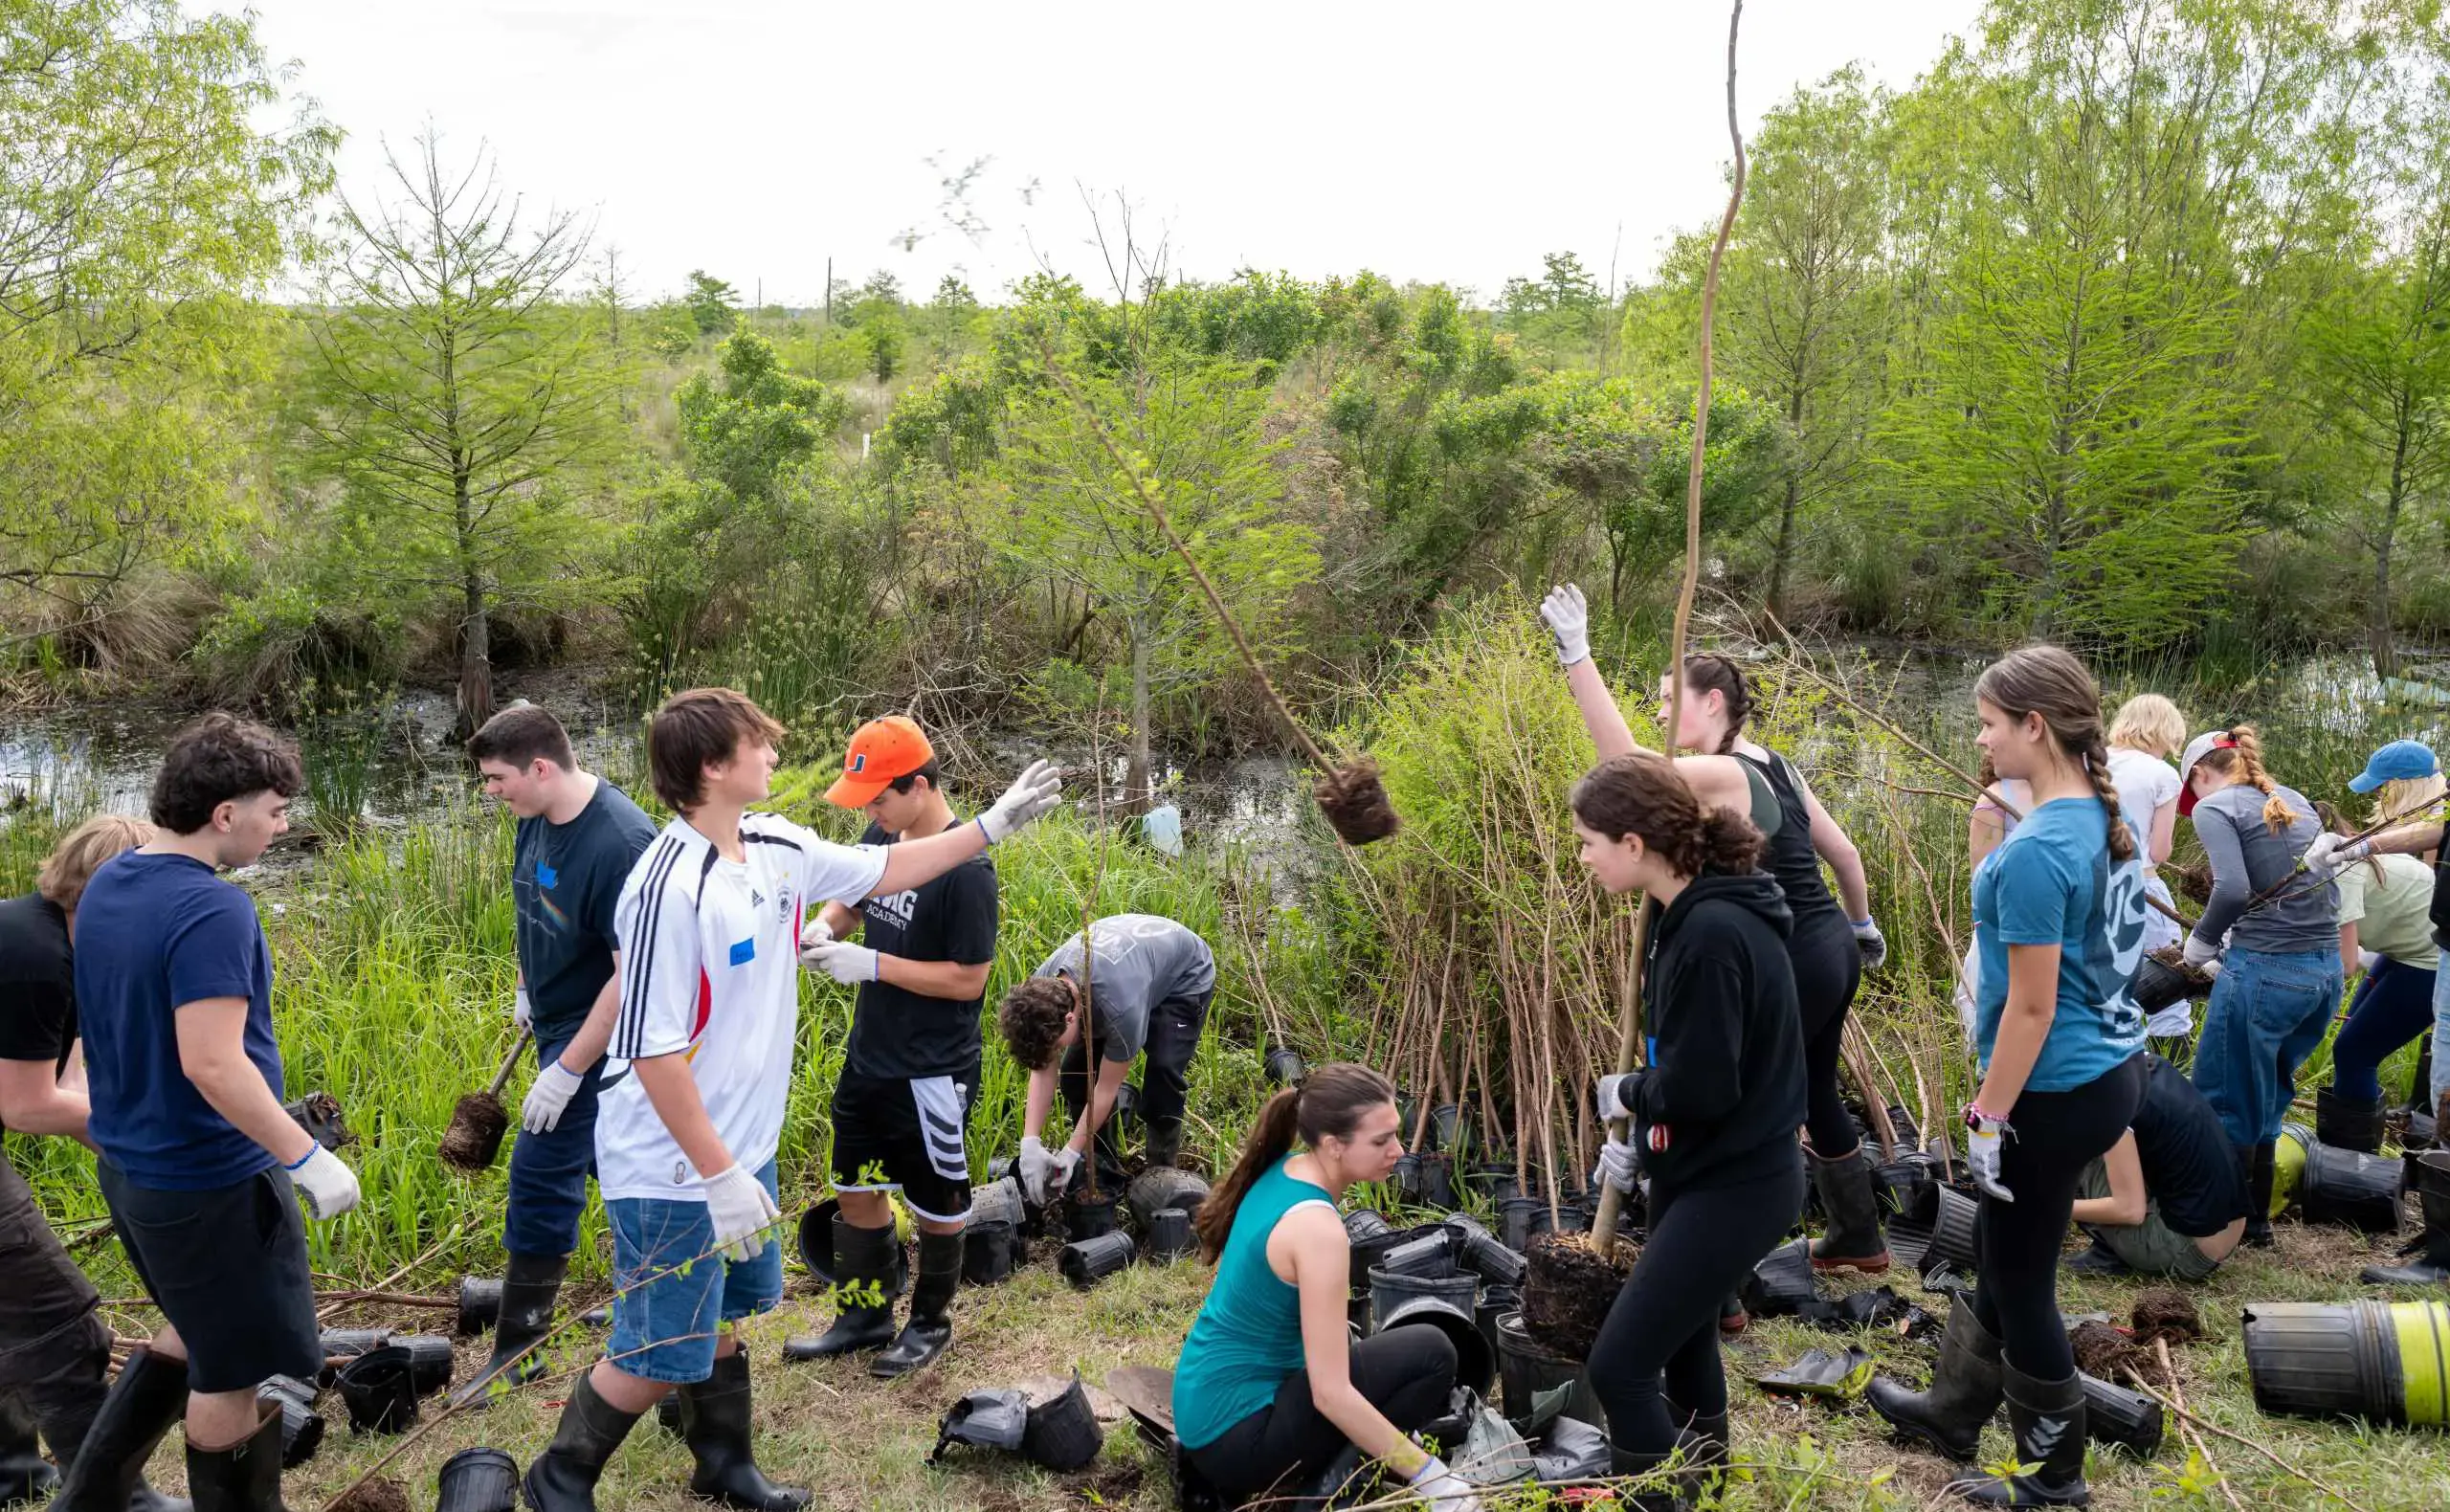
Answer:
[
  {"left": 2176, "top": 723, "right": 2344, "bottom": 1244},
  {"left": 1172, "top": 1066, "right": 1478, "bottom": 1510},
  {"left": 1865, "top": 646, "right": 2149, "bottom": 1508}
]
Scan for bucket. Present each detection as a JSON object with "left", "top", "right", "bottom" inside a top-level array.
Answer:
[
  {"left": 2298, "top": 1139, "right": 2404, "bottom": 1234},
  {"left": 1379, "top": 1294, "right": 1496, "bottom": 1398},
  {"left": 796, "top": 1197, "right": 842, "bottom": 1283},
  {"left": 1444, "top": 1213, "right": 1528, "bottom": 1287},
  {"left": 1369, "top": 1266, "right": 1478, "bottom": 1333},
  {"left": 1263, "top": 1045, "right": 1306, "bottom": 1087},
  {"left": 1426, "top": 1104, "right": 1469, "bottom": 1156},
  {"left": 2079, "top": 1373, "right": 2164, "bottom": 1456},
  {"left": 1021, "top": 1372, "right": 1105, "bottom": 1471},
  {"left": 256, "top": 1376, "right": 324, "bottom": 1468},
  {"left": 964, "top": 1219, "right": 1018, "bottom": 1285},
  {"left": 1924, "top": 1186, "right": 1980, "bottom": 1274},
  {"left": 1059, "top": 1232, "right": 1137, "bottom": 1290},
  {"left": 1494, "top": 1311, "right": 1603, "bottom": 1425},
  {"left": 434, "top": 1446, "right": 519, "bottom": 1512},
  {"left": 1873, "top": 1156, "right": 1939, "bottom": 1222},
  {"left": 2243, "top": 1300, "right": 2450, "bottom": 1426},
  {"left": 2131, "top": 952, "right": 2211, "bottom": 1013},
  {"left": 1065, "top": 1194, "right": 1119, "bottom": 1243},
  {"left": 334, "top": 1346, "right": 419, "bottom": 1434},
  {"left": 390, "top": 1335, "right": 454, "bottom": 1396},
  {"left": 1145, "top": 1209, "right": 1196, "bottom": 1265}
]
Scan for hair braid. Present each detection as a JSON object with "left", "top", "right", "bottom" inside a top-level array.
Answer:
[
  {"left": 2082, "top": 737, "right": 2137, "bottom": 862},
  {"left": 2229, "top": 724, "right": 2293, "bottom": 834}
]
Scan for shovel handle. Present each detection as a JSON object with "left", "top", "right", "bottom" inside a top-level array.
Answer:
[{"left": 489, "top": 1029, "right": 532, "bottom": 1097}]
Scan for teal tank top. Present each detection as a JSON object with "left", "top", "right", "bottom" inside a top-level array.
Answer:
[{"left": 1171, "top": 1157, "right": 1339, "bottom": 1449}]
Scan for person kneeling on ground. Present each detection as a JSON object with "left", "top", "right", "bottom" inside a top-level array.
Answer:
[
  {"left": 2065, "top": 1054, "right": 2248, "bottom": 1279},
  {"left": 1000, "top": 913, "right": 1215, "bottom": 1203},
  {"left": 521, "top": 689, "right": 1060, "bottom": 1512},
  {"left": 786, "top": 716, "right": 999, "bottom": 1377},
  {"left": 1170, "top": 1063, "right": 1477, "bottom": 1510},
  {"left": 1576, "top": 753, "right": 1806, "bottom": 1509}
]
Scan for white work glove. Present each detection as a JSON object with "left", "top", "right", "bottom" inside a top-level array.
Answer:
[
  {"left": 285, "top": 1144, "right": 362, "bottom": 1221},
  {"left": 1964, "top": 1108, "right": 2015, "bottom": 1203},
  {"left": 2303, "top": 831, "right": 2367, "bottom": 880},
  {"left": 2359, "top": 949, "right": 2381, "bottom": 977},
  {"left": 1539, "top": 584, "right": 1591, "bottom": 668},
  {"left": 701, "top": 1163, "right": 781, "bottom": 1263},
  {"left": 1050, "top": 1145, "right": 1084, "bottom": 1195},
  {"left": 2199, "top": 956, "right": 2222, "bottom": 981},
  {"left": 512, "top": 986, "right": 532, "bottom": 1033},
  {"left": 1017, "top": 1136, "right": 1058, "bottom": 1205},
  {"left": 1594, "top": 1072, "right": 1639, "bottom": 1124},
  {"left": 796, "top": 916, "right": 834, "bottom": 967},
  {"left": 978, "top": 759, "right": 1063, "bottom": 844},
  {"left": 1408, "top": 1456, "right": 1482, "bottom": 1511},
  {"left": 1853, "top": 918, "right": 1888, "bottom": 971},
  {"left": 522, "top": 1058, "right": 586, "bottom": 1133},
  {"left": 2181, "top": 934, "right": 2221, "bottom": 970},
  {"left": 1596, "top": 1135, "right": 1641, "bottom": 1194},
  {"left": 802, "top": 940, "right": 879, "bottom": 985}
]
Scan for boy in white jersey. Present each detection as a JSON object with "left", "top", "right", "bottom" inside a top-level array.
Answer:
[{"left": 522, "top": 688, "right": 1059, "bottom": 1512}]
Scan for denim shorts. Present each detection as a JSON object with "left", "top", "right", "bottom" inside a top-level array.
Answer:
[{"left": 605, "top": 1160, "right": 782, "bottom": 1384}]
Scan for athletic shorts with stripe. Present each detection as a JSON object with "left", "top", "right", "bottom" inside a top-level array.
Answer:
[{"left": 829, "top": 1061, "right": 977, "bottom": 1225}]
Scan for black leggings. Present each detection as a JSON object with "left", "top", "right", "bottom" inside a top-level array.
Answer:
[
  {"left": 1590, "top": 1159, "right": 1805, "bottom": 1457},
  {"left": 1184, "top": 1323, "right": 1458, "bottom": 1499},
  {"left": 1793, "top": 909, "right": 1866, "bottom": 1159},
  {"left": 1970, "top": 1054, "right": 2148, "bottom": 1379}
]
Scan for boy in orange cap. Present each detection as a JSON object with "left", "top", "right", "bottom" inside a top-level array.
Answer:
[{"left": 786, "top": 716, "right": 1000, "bottom": 1377}]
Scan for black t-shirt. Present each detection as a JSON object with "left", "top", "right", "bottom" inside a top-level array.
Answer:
[
  {"left": 2133, "top": 1053, "right": 2247, "bottom": 1237},
  {"left": 0, "top": 891, "right": 76, "bottom": 1075},
  {"left": 843, "top": 820, "right": 998, "bottom": 1080},
  {"left": 513, "top": 780, "right": 659, "bottom": 1048}
]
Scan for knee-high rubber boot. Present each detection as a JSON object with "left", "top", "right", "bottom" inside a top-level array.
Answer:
[
  {"left": 1865, "top": 1294, "right": 2005, "bottom": 1461},
  {"left": 871, "top": 1232, "right": 962, "bottom": 1380},
  {"left": 0, "top": 1389, "right": 56, "bottom": 1507},
  {"left": 2316, "top": 1087, "right": 2384, "bottom": 1155},
  {"left": 53, "top": 1346, "right": 189, "bottom": 1512},
  {"left": 2235, "top": 1142, "right": 2275, "bottom": 1248},
  {"left": 678, "top": 1351, "right": 808, "bottom": 1511},
  {"left": 2363, "top": 1151, "right": 2450, "bottom": 1284},
  {"left": 520, "top": 1374, "right": 645, "bottom": 1512},
  {"left": 1808, "top": 1147, "right": 1891, "bottom": 1274},
  {"left": 1144, "top": 1118, "right": 1183, "bottom": 1171},
  {"left": 449, "top": 1251, "right": 569, "bottom": 1410},
  {"left": 1963, "top": 1362, "right": 2089, "bottom": 1506},
  {"left": 1607, "top": 1443, "right": 1697, "bottom": 1512},
  {"left": 183, "top": 1403, "right": 283, "bottom": 1512},
  {"left": 781, "top": 1218, "right": 898, "bottom": 1361}
]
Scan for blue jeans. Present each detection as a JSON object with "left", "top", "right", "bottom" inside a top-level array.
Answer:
[
  {"left": 2434, "top": 965, "right": 2450, "bottom": 1112},
  {"left": 605, "top": 1160, "right": 783, "bottom": 1385},
  {"left": 2331, "top": 959, "right": 2438, "bottom": 1103},
  {"left": 2194, "top": 947, "right": 2342, "bottom": 1145},
  {"left": 501, "top": 1037, "right": 613, "bottom": 1257}
]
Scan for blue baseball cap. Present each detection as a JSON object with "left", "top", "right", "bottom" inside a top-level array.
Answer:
[{"left": 2348, "top": 739, "right": 2439, "bottom": 793}]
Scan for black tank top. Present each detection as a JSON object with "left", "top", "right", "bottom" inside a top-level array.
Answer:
[{"left": 1734, "top": 748, "right": 1840, "bottom": 922}]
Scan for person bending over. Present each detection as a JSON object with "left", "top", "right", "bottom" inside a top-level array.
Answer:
[
  {"left": 520, "top": 689, "right": 1059, "bottom": 1512},
  {"left": 1575, "top": 753, "right": 1804, "bottom": 1507},
  {"left": 1000, "top": 914, "right": 1215, "bottom": 1204},
  {"left": 2065, "top": 1054, "right": 2248, "bottom": 1279},
  {"left": 1171, "top": 1063, "right": 1476, "bottom": 1510}
]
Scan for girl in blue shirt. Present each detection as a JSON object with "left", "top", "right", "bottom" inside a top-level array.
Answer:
[{"left": 1867, "top": 646, "right": 2148, "bottom": 1508}]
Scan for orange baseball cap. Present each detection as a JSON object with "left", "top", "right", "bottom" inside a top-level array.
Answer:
[{"left": 825, "top": 716, "right": 935, "bottom": 808}]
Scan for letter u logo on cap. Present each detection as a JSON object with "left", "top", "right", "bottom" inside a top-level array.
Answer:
[{"left": 850, "top": 753, "right": 866, "bottom": 773}]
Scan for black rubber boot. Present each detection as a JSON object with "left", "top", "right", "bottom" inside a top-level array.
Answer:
[
  {"left": 2316, "top": 1087, "right": 2384, "bottom": 1155},
  {"left": 1808, "top": 1147, "right": 1891, "bottom": 1274},
  {"left": 678, "top": 1351, "right": 808, "bottom": 1511},
  {"left": 2236, "top": 1142, "right": 2275, "bottom": 1248},
  {"left": 1866, "top": 1294, "right": 2006, "bottom": 1461},
  {"left": 1144, "top": 1118, "right": 1183, "bottom": 1171},
  {"left": 53, "top": 1345, "right": 189, "bottom": 1512},
  {"left": 870, "top": 1233, "right": 962, "bottom": 1380},
  {"left": 0, "top": 1389, "right": 56, "bottom": 1507},
  {"left": 450, "top": 1251, "right": 569, "bottom": 1410},
  {"left": 1962, "top": 1362, "right": 2089, "bottom": 1506},
  {"left": 184, "top": 1403, "right": 283, "bottom": 1512},
  {"left": 1717, "top": 1294, "right": 1748, "bottom": 1336},
  {"left": 1674, "top": 1411, "right": 1728, "bottom": 1472},
  {"left": 521, "top": 1373, "right": 644, "bottom": 1512},
  {"left": 2362, "top": 1151, "right": 2450, "bottom": 1284},
  {"left": 1606, "top": 1443, "right": 1695, "bottom": 1511},
  {"left": 781, "top": 1218, "right": 898, "bottom": 1361}
]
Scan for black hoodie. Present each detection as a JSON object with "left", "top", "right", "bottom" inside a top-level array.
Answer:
[{"left": 1627, "top": 867, "right": 1809, "bottom": 1195}]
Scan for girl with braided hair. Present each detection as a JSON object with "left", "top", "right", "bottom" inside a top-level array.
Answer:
[
  {"left": 1865, "top": 645, "right": 2148, "bottom": 1507},
  {"left": 1541, "top": 587, "right": 1893, "bottom": 1275},
  {"left": 2175, "top": 724, "right": 2342, "bottom": 1245}
]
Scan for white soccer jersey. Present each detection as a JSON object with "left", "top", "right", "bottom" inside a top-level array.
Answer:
[{"left": 596, "top": 811, "right": 886, "bottom": 1202}]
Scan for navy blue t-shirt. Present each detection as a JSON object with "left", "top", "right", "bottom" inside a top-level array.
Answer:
[
  {"left": 76, "top": 851, "right": 283, "bottom": 1189},
  {"left": 513, "top": 780, "right": 657, "bottom": 1048}
]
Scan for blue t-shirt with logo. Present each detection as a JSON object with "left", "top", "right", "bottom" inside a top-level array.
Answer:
[
  {"left": 1971, "top": 797, "right": 2149, "bottom": 1093},
  {"left": 513, "top": 780, "right": 658, "bottom": 1048},
  {"left": 76, "top": 851, "right": 284, "bottom": 1189}
]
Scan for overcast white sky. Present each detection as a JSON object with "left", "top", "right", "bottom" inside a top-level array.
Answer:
[{"left": 228, "top": 1, "right": 1984, "bottom": 308}]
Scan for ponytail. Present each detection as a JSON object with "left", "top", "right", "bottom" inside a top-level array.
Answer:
[
  {"left": 1195, "top": 1063, "right": 1398, "bottom": 1264},
  {"left": 1571, "top": 752, "right": 1765, "bottom": 878},
  {"left": 2230, "top": 725, "right": 2294, "bottom": 835},
  {"left": 2082, "top": 738, "right": 2138, "bottom": 863},
  {"left": 1698, "top": 808, "right": 1765, "bottom": 874}
]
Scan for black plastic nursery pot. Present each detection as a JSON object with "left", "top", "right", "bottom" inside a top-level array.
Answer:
[
  {"left": 796, "top": 1197, "right": 842, "bottom": 1283},
  {"left": 1497, "top": 1195, "right": 1554, "bottom": 1255},
  {"left": 1263, "top": 1043, "right": 1306, "bottom": 1087},
  {"left": 1443, "top": 1213, "right": 1528, "bottom": 1287},
  {"left": 1125, "top": 1167, "right": 1211, "bottom": 1231},
  {"left": 256, "top": 1375, "right": 324, "bottom": 1469},
  {"left": 1924, "top": 1185, "right": 1981, "bottom": 1274},
  {"left": 2243, "top": 1300, "right": 2450, "bottom": 1427},
  {"left": 1742, "top": 1238, "right": 1822, "bottom": 1320},
  {"left": 455, "top": 1278, "right": 501, "bottom": 1338},
  {"left": 1377, "top": 1294, "right": 1496, "bottom": 1398},
  {"left": 1021, "top": 1372, "right": 1105, "bottom": 1471},
  {"left": 1494, "top": 1310, "right": 1604, "bottom": 1426},
  {"left": 391, "top": 1334, "right": 454, "bottom": 1396},
  {"left": 1059, "top": 1232, "right": 1138, "bottom": 1290},
  {"left": 1368, "top": 1265, "right": 1478, "bottom": 1335},
  {"left": 2079, "top": 1372, "right": 2164, "bottom": 1456},
  {"left": 1145, "top": 1208, "right": 1196, "bottom": 1265},
  {"left": 2285, "top": 1129, "right": 2405, "bottom": 1234},
  {"left": 1065, "top": 1193, "right": 1119, "bottom": 1243},
  {"left": 964, "top": 1218, "right": 1019, "bottom": 1285},
  {"left": 334, "top": 1346, "right": 419, "bottom": 1434},
  {"left": 1373, "top": 1228, "right": 1457, "bottom": 1281},
  {"left": 434, "top": 1445, "right": 520, "bottom": 1512}
]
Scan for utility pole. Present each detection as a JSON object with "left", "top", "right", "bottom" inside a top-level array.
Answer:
[{"left": 824, "top": 256, "right": 833, "bottom": 326}]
